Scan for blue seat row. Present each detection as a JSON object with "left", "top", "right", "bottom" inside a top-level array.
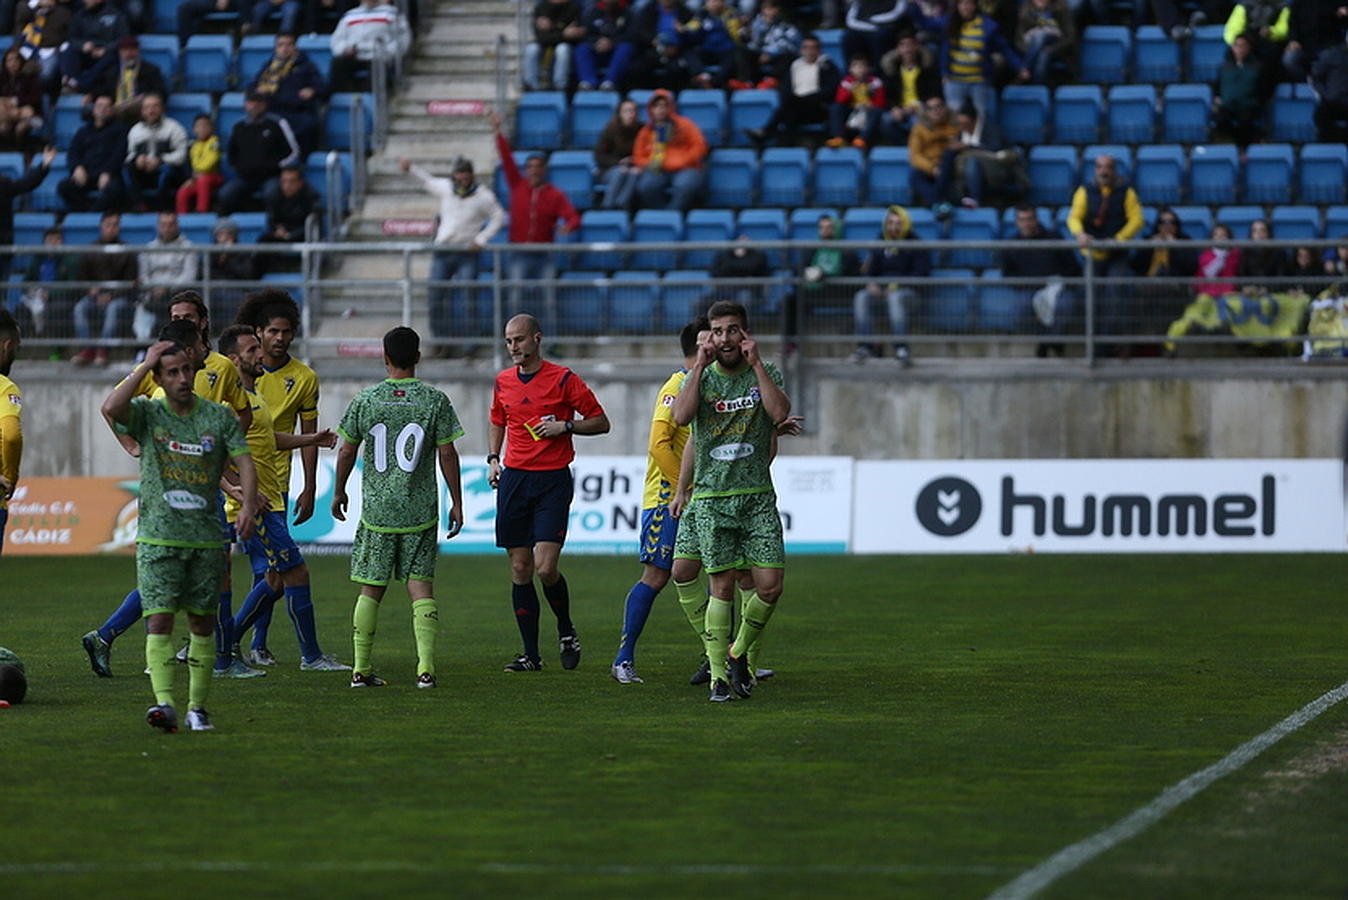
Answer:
[
  {"left": 1079, "top": 25, "right": 1230, "bottom": 84},
  {"left": 10, "top": 211, "right": 268, "bottom": 246},
  {"left": 520, "top": 88, "right": 780, "bottom": 150},
  {"left": 177, "top": 33, "right": 334, "bottom": 92}
]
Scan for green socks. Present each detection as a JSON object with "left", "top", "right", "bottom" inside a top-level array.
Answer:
[
  {"left": 705, "top": 596, "right": 732, "bottom": 682},
  {"left": 145, "top": 633, "right": 176, "bottom": 707},
  {"left": 187, "top": 633, "right": 213, "bottom": 710},
  {"left": 730, "top": 592, "right": 778, "bottom": 661},
  {"left": 352, "top": 594, "right": 380, "bottom": 674},
  {"left": 738, "top": 587, "right": 762, "bottom": 672},
  {"left": 675, "top": 579, "right": 708, "bottom": 637},
  {"left": 411, "top": 598, "right": 438, "bottom": 676}
]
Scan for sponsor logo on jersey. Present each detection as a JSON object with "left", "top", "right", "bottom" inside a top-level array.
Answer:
[
  {"left": 660, "top": 393, "right": 676, "bottom": 407},
  {"left": 6, "top": 393, "right": 20, "bottom": 408},
  {"left": 168, "top": 439, "right": 205, "bottom": 456},
  {"left": 201, "top": 435, "right": 215, "bottom": 453},
  {"left": 285, "top": 377, "right": 296, "bottom": 393},
  {"left": 713, "top": 387, "right": 760, "bottom": 414},
  {"left": 163, "top": 489, "right": 209, "bottom": 510},
  {"left": 710, "top": 442, "right": 755, "bottom": 461},
  {"left": 206, "top": 370, "right": 219, "bottom": 388}
]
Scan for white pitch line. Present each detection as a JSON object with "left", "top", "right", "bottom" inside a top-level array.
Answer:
[{"left": 988, "top": 678, "right": 1348, "bottom": 900}]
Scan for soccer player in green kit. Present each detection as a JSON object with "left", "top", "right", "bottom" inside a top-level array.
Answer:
[
  {"left": 671, "top": 300, "right": 791, "bottom": 702},
  {"left": 102, "top": 339, "right": 258, "bottom": 732},
  {"left": 331, "top": 327, "right": 465, "bottom": 688}
]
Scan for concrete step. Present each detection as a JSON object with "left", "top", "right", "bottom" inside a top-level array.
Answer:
[
  {"left": 400, "top": 80, "right": 517, "bottom": 102},
  {"left": 408, "top": 55, "right": 514, "bottom": 77},
  {"left": 424, "top": 19, "right": 517, "bottom": 43}
]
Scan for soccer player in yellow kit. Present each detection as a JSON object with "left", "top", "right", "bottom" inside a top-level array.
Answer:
[{"left": 0, "top": 308, "right": 23, "bottom": 555}]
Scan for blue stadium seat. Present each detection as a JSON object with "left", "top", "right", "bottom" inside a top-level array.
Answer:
[
  {"left": 1133, "top": 25, "right": 1180, "bottom": 82},
  {"left": 515, "top": 92, "right": 567, "bottom": 150},
  {"left": 569, "top": 92, "right": 620, "bottom": 147},
  {"left": 304, "top": 151, "right": 353, "bottom": 211},
  {"left": 905, "top": 206, "right": 940, "bottom": 241},
  {"left": 677, "top": 89, "right": 727, "bottom": 146},
  {"left": 631, "top": 208, "right": 684, "bottom": 270},
  {"left": 53, "top": 95, "right": 85, "bottom": 150},
  {"left": 179, "top": 212, "right": 217, "bottom": 244},
  {"left": 239, "top": 34, "right": 275, "bottom": 85},
  {"left": 1000, "top": 85, "right": 1050, "bottom": 145},
  {"left": 1189, "top": 144, "right": 1239, "bottom": 204},
  {"left": 0, "top": 152, "right": 22, "bottom": 180},
  {"left": 815, "top": 29, "right": 844, "bottom": 66},
  {"left": 1216, "top": 205, "right": 1263, "bottom": 237},
  {"left": 1171, "top": 205, "right": 1213, "bottom": 237},
  {"left": 62, "top": 212, "right": 103, "bottom": 246},
  {"left": 1053, "top": 85, "right": 1103, "bottom": 143},
  {"left": 1270, "top": 83, "right": 1317, "bottom": 143},
  {"left": 138, "top": 34, "right": 180, "bottom": 84},
  {"left": 735, "top": 208, "right": 787, "bottom": 267},
  {"left": 575, "top": 209, "right": 630, "bottom": 270},
  {"left": 1187, "top": 26, "right": 1227, "bottom": 82},
  {"left": 546, "top": 150, "right": 596, "bottom": 211},
  {"left": 608, "top": 271, "right": 660, "bottom": 332},
  {"left": 706, "top": 148, "right": 758, "bottom": 208},
  {"left": 120, "top": 213, "right": 158, "bottom": 246},
  {"left": 684, "top": 208, "right": 736, "bottom": 268},
  {"left": 1080, "top": 26, "right": 1131, "bottom": 83},
  {"left": 216, "top": 92, "right": 246, "bottom": 150},
  {"left": 1299, "top": 144, "right": 1348, "bottom": 204},
  {"left": 324, "top": 93, "right": 375, "bottom": 151},
  {"left": 842, "top": 206, "right": 887, "bottom": 241},
  {"left": 1081, "top": 145, "right": 1132, "bottom": 183},
  {"left": 759, "top": 146, "right": 809, "bottom": 206},
  {"left": 1243, "top": 143, "right": 1295, "bottom": 205},
  {"left": 558, "top": 271, "right": 607, "bottom": 334},
  {"left": 182, "top": 35, "right": 234, "bottom": 92},
  {"left": 1134, "top": 145, "right": 1186, "bottom": 205},
  {"left": 297, "top": 34, "right": 333, "bottom": 78},
  {"left": 1270, "top": 206, "right": 1322, "bottom": 242},
  {"left": 1028, "top": 145, "right": 1079, "bottom": 206},
  {"left": 661, "top": 270, "right": 708, "bottom": 328},
  {"left": 626, "top": 89, "right": 654, "bottom": 116},
  {"left": 812, "top": 146, "right": 863, "bottom": 206},
  {"left": 947, "top": 207, "right": 999, "bottom": 269},
  {"left": 728, "top": 90, "right": 778, "bottom": 146},
  {"left": 28, "top": 153, "right": 66, "bottom": 211},
  {"left": 1107, "top": 85, "right": 1157, "bottom": 144},
  {"left": 13, "top": 212, "right": 53, "bottom": 246},
  {"left": 1162, "top": 84, "right": 1212, "bottom": 143},
  {"left": 788, "top": 207, "right": 838, "bottom": 241},
  {"left": 925, "top": 269, "right": 976, "bottom": 332},
  {"left": 865, "top": 146, "right": 911, "bottom": 205},
  {"left": 978, "top": 272, "right": 1029, "bottom": 333},
  {"left": 232, "top": 212, "right": 268, "bottom": 242},
  {"left": 167, "top": 93, "right": 213, "bottom": 131},
  {"left": 1326, "top": 206, "right": 1348, "bottom": 239}
]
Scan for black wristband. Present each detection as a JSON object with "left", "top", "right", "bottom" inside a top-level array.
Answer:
[
  {"left": 565, "top": 420, "right": 575, "bottom": 433},
  {"left": 486, "top": 453, "right": 500, "bottom": 464}
]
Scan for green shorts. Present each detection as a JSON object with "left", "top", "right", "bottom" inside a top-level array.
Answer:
[
  {"left": 351, "top": 524, "right": 438, "bottom": 586},
  {"left": 674, "top": 491, "right": 784, "bottom": 574},
  {"left": 137, "top": 543, "right": 226, "bottom": 616}
]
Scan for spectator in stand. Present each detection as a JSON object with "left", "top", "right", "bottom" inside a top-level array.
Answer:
[
  {"left": 708, "top": 234, "right": 771, "bottom": 310},
  {"left": 1128, "top": 207, "right": 1198, "bottom": 352},
  {"left": 907, "top": 95, "right": 959, "bottom": 206},
  {"left": 1290, "top": 246, "right": 1327, "bottom": 295},
  {"left": 218, "top": 92, "right": 301, "bottom": 215},
  {"left": 401, "top": 155, "right": 505, "bottom": 352},
  {"left": 308, "top": 0, "right": 361, "bottom": 35},
  {"left": 729, "top": 0, "right": 800, "bottom": 89},
  {"left": 595, "top": 97, "right": 642, "bottom": 210},
  {"left": 138, "top": 211, "right": 199, "bottom": 340},
  {"left": 626, "top": 0, "right": 697, "bottom": 90},
  {"left": 1282, "top": 0, "right": 1348, "bottom": 82},
  {"left": 1237, "top": 218, "right": 1290, "bottom": 295},
  {"left": 260, "top": 165, "right": 321, "bottom": 249},
  {"left": 879, "top": 31, "right": 941, "bottom": 146},
  {"left": 251, "top": 0, "right": 304, "bottom": 39},
  {"left": 87, "top": 35, "right": 168, "bottom": 124},
  {"left": 1066, "top": 154, "right": 1144, "bottom": 356},
  {"left": 524, "top": 0, "right": 585, "bottom": 91},
  {"left": 490, "top": 109, "right": 580, "bottom": 332},
  {"left": 0, "top": 48, "right": 43, "bottom": 149},
  {"left": 688, "top": 0, "right": 740, "bottom": 88},
  {"left": 782, "top": 214, "right": 860, "bottom": 352},
  {"left": 1195, "top": 223, "right": 1241, "bottom": 297},
  {"left": 746, "top": 33, "right": 841, "bottom": 146},
  {"left": 203, "top": 217, "right": 259, "bottom": 325},
  {"left": 842, "top": 0, "right": 907, "bottom": 70},
  {"left": 175, "top": 114, "right": 223, "bottom": 214},
  {"left": 71, "top": 210, "right": 136, "bottom": 366},
  {"left": 1016, "top": 0, "right": 1075, "bottom": 86},
  {"left": 60, "top": 0, "right": 128, "bottom": 94},
  {"left": 851, "top": 204, "right": 930, "bottom": 365},
  {"left": 329, "top": 0, "right": 412, "bottom": 93},
  {"left": 574, "top": 0, "right": 634, "bottom": 91},
  {"left": 123, "top": 93, "right": 188, "bottom": 211},
  {"left": 645, "top": 29, "right": 702, "bottom": 92},
  {"left": 632, "top": 88, "right": 707, "bottom": 214},
  {"left": 1326, "top": 242, "right": 1348, "bottom": 278},
  {"left": 176, "top": 0, "right": 248, "bottom": 49},
  {"left": 246, "top": 33, "right": 325, "bottom": 156},
  {"left": 828, "top": 53, "right": 886, "bottom": 148},
  {"left": 0, "top": 146, "right": 56, "bottom": 286},
  {"left": 16, "top": 226, "right": 81, "bottom": 343},
  {"left": 1213, "top": 32, "right": 1269, "bottom": 151},
  {"left": 58, "top": 94, "right": 128, "bottom": 212},
  {"left": 1002, "top": 205, "right": 1080, "bottom": 357},
  {"left": 1311, "top": 33, "right": 1348, "bottom": 143},
  {"left": 1223, "top": 0, "right": 1290, "bottom": 71},
  {"left": 14, "top": 0, "right": 73, "bottom": 94},
  {"left": 935, "top": 101, "right": 1020, "bottom": 209},
  {"left": 913, "top": 0, "right": 1029, "bottom": 124}
]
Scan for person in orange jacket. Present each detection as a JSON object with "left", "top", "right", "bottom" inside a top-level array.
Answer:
[{"left": 631, "top": 88, "right": 708, "bottom": 213}]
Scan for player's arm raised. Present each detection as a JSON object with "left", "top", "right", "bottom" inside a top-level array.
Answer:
[
  {"left": 672, "top": 333, "right": 714, "bottom": 426},
  {"left": 742, "top": 332, "right": 791, "bottom": 425},
  {"left": 101, "top": 341, "right": 173, "bottom": 426},
  {"left": 438, "top": 440, "right": 464, "bottom": 539}
]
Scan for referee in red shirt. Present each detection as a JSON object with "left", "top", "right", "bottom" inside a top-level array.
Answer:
[{"left": 488, "top": 314, "right": 610, "bottom": 672}]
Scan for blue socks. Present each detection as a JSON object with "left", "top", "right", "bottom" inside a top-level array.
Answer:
[
  {"left": 233, "top": 574, "right": 281, "bottom": 650},
  {"left": 614, "top": 581, "right": 658, "bottom": 666},
  {"left": 512, "top": 582, "right": 541, "bottom": 661},
  {"left": 97, "top": 589, "right": 144, "bottom": 645},
  {"left": 214, "top": 590, "right": 233, "bottom": 670},
  {"left": 285, "top": 584, "right": 322, "bottom": 663}
]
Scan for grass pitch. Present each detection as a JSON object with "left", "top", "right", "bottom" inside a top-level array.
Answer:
[{"left": 3, "top": 553, "right": 1348, "bottom": 899}]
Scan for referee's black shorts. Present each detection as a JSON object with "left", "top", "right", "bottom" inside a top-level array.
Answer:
[{"left": 495, "top": 466, "right": 574, "bottom": 549}]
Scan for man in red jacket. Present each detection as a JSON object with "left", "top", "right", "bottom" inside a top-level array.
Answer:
[{"left": 491, "top": 111, "right": 581, "bottom": 336}]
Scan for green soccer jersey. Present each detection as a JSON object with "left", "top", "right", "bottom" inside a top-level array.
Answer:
[
  {"left": 336, "top": 378, "right": 465, "bottom": 533},
  {"left": 119, "top": 395, "right": 250, "bottom": 548},
  {"left": 688, "top": 360, "right": 783, "bottom": 500}
]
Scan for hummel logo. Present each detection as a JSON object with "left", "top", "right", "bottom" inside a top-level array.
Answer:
[
  {"left": 916, "top": 477, "right": 982, "bottom": 536},
  {"left": 937, "top": 490, "right": 961, "bottom": 526}
]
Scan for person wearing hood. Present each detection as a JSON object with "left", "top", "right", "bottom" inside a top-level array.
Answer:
[
  {"left": 402, "top": 155, "right": 505, "bottom": 353},
  {"left": 595, "top": 98, "right": 642, "bottom": 210},
  {"left": 783, "top": 214, "right": 860, "bottom": 351},
  {"left": 851, "top": 205, "right": 930, "bottom": 365},
  {"left": 631, "top": 89, "right": 707, "bottom": 214}
]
